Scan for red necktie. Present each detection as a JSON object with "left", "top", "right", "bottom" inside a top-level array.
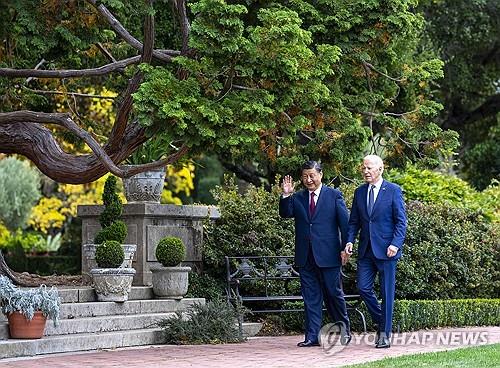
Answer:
[{"left": 309, "top": 192, "right": 316, "bottom": 216}]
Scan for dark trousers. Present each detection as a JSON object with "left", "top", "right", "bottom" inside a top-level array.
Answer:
[
  {"left": 357, "top": 245, "right": 397, "bottom": 336},
  {"left": 299, "top": 247, "right": 350, "bottom": 342}
]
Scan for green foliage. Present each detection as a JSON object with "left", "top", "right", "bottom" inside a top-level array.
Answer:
[
  {"left": 0, "top": 230, "right": 44, "bottom": 254},
  {"left": 124, "top": 135, "right": 171, "bottom": 165},
  {"left": 0, "top": 276, "right": 60, "bottom": 326},
  {"left": 94, "top": 220, "right": 127, "bottom": 244},
  {"left": 157, "top": 300, "right": 244, "bottom": 344},
  {"left": 396, "top": 201, "right": 499, "bottom": 300},
  {"left": 203, "top": 176, "right": 295, "bottom": 274},
  {"left": 185, "top": 272, "right": 226, "bottom": 301},
  {"left": 5, "top": 254, "right": 80, "bottom": 276},
  {"left": 394, "top": 299, "right": 500, "bottom": 331},
  {"left": 280, "top": 298, "right": 500, "bottom": 333},
  {"left": 128, "top": 0, "right": 456, "bottom": 183},
  {"left": 95, "top": 240, "right": 125, "bottom": 268},
  {"left": 419, "top": 0, "right": 500, "bottom": 185},
  {"left": 462, "top": 121, "right": 500, "bottom": 190},
  {"left": 1, "top": 0, "right": 461, "bottom": 188},
  {"left": 95, "top": 176, "right": 128, "bottom": 247},
  {"left": 155, "top": 237, "right": 186, "bottom": 267},
  {"left": 99, "top": 176, "right": 122, "bottom": 228},
  {"left": 207, "top": 178, "right": 498, "bottom": 301},
  {"left": 347, "top": 344, "right": 500, "bottom": 368},
  {"left": 0, "top": 157, "right": 41, "bottom": 230},
  {"left": 41, "top": 232, "right": 62, "bottom": 253},
  {"left": 387, "top": 165, "right": 499, "bottom": 222}
]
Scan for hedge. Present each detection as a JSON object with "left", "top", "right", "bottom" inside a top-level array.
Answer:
[
  {"left": 278, "top": 299, "right": 500, "bottom": 333},
  {"left": 202, "top": 179, "right": 499, "bottom": 301},
  {"left": 394, "top": 299, "right": 500, "bottom": 331}
]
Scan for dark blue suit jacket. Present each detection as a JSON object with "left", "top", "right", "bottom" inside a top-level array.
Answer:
[
  {"left": 347, "top": 180, "right": 407, "bottom": 260},
  {"left": 279, "top": 186, "right": 349, "bottom": 268}
]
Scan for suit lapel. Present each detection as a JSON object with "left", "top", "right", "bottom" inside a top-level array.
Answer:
[
  {"left": 301, "top": 190, "right": 310, "bottom": 219},
  {"left": 360, "top": 184, "right": 369, "bottom": 218},
  {"left": 311, "top": 185, "right": 326, "bottom": 219}
]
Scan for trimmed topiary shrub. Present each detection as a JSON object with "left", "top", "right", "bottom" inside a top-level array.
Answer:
[
  {"left": 95, "top": 240, "right": 125, "bottom": 268},
  {"left": 99, "top": 176, "right": 122, "bottom": 228},
  {"left": 155, "top": 237, "right": 185, "bottom": 267},
  {"left": 94, "top": 176, "right": 128, "bottom": 245},
  {"left": 94, "top": 220, "right": 127, "bottom": 244}
]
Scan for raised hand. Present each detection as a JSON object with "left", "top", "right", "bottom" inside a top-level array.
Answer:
[{"left": 282, "top": 175, "right": 295, "bottom": 195}]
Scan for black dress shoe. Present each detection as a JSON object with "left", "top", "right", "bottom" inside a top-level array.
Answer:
[
  {"left": 375, "top": 336, "right": 391, "bottom": 348},
  {"left": 297, "top": 340, "right": 320, "bottom": 347}
]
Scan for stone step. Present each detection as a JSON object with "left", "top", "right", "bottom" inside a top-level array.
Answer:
[
  {"left": 0, "top": 328, "right": 166, "bottom": 359},
  {"left": 0, "top": 297, "right": 205, "bottom": 359},
  {"left": 0, "top": 312, "right": 176, "bottom": 340},
  {"left": 57, "top": 286, "right": 154, "bottom": 303},
  {"left": 59, "top": 298, "right": 203, "bottom": 319}
]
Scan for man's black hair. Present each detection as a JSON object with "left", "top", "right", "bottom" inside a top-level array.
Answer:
[{"left": 301, "top": 160, "right": 322, "bottom": 173}]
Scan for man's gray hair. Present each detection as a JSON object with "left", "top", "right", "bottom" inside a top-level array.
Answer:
[{"left": 363, "top": 155, "right": 384, "bottom": 168}]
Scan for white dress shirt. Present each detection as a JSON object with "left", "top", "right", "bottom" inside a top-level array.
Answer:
[
  {"left": 309, "top": 183, "right": 322, "bottom": 206},
  {"left": 367, "top": 177, "right": 383, "bottom": 208}
]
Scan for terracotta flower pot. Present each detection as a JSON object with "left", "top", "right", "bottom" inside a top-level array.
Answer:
[{"left": 7, "top": 311, "right": 47, "bottom": 339}]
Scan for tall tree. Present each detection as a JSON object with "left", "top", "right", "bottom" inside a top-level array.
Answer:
[
  {"left": 0, "top": 0, "right": 458, "bottom": 185},
  {"left": 419, "top": 0, "right": 500, "bottom": 188}
]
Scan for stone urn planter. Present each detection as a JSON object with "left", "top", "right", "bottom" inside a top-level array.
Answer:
[
  {"left": 83, "top": 243, "right": 136, "bottom": 270},
  {"left": 122, "top": 166, "right": 166, "bottom": 203},
  {"left": 90, "top": 268, "right": 136, "bottom": 302},
  {"left": 150, "top": 265, "right": 191, "bottom": 299},
  {"left": 151, "top": 236, "right": 190, "bottom": 299},
  {"left": 91, "top": 240, "right": 135, "bottom": 302}
]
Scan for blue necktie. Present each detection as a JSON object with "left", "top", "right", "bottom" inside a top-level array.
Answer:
[{"left": 368, "top": 185, "right": 375, "bottom": 215}]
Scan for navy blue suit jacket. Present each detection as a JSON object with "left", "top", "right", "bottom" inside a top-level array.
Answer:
[
  {"left": 347, "top": 180, "right": 407, "bottom": 260},
  {"left": 279, "top": 186, "right": 349, "bottom": 268}
]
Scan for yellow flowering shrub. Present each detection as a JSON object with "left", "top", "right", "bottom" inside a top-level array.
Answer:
[
  {"left": 28, "top": 164, "right": 194, "bottom": 233},
  {"left": 28, "top": 197, "right": 66, "bottom": 233},
  {"left": 162, "top": 163, "right": 195, "bottom": 204},
  {"left": 0, "top": 221, "right": 10, "bottom": 248},
  {"left": 28, "top": 174, "right": 117, "bottom": 234}
]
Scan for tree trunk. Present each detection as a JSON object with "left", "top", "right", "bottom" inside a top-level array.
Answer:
[{"left": 0, "top": 250, "right": 29, "bottom": 287}]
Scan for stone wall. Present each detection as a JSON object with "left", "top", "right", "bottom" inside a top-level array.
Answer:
[{"left": 78, "top": 203, "right": 220, "bottom": 286}]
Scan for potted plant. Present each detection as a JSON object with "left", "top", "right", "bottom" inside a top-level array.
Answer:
[
  {"left": 90, "top": 240, "right": 136, "bottom": 302},
  {"left": 0, "top": 275, "right": 60, "bottom": 339},
  {"left": 150, "top": 236, "right": 191, "bottom": 299},
  {"left": 83, "top": 176, "right": 136, "bottom": 271},
  {"left": 122, "top": 138, "right": 167, "bottom": 203}
]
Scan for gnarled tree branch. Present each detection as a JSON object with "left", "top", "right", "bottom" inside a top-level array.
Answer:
[
  {"left": 0, "top": 56, "right": 141, "bottom": 79},
  {"left": 0, "top": 111, "right": 127, "bottom": 177},
  {"left": 174, "top": 0, "right": 191, "bottom": 54},
  {"left": 108, "top": 1, "right": 155, "bottom": 152},
  {"left": 86, "top": 0, "right": 178, "bottom": 62}
]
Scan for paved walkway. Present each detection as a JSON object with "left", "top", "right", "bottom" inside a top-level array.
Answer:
[{"left": 1, "top": 326, "right": 498, "bottom": 368}]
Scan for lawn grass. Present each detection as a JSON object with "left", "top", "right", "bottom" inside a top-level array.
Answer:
[{"left": 346, "top": 343, "right": 499, "bottom": 368}]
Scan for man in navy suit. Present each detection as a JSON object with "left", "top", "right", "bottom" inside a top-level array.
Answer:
[
  {"left": 343, "top": 155, "right": 407, "bottom": 348},
  {"left": 280, "top": 160, "right": 351, "bottom": 347}
]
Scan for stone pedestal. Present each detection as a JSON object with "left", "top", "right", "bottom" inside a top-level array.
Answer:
[{"left": 78, "top": 204, "right": 220, "bottom": 286}]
